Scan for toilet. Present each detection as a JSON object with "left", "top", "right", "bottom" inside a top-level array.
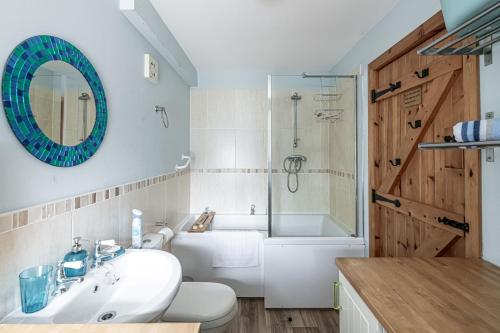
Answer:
[{"left": 142, "top": 232, "right": 237, "bottom": 333}]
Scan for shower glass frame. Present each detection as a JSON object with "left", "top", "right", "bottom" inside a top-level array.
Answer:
[{"left": 267, "top": 74, "right": 359, "bottom": 238}]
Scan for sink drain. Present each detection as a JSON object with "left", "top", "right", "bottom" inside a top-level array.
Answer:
[{"left": 98, "top": 311, "right": 116, "bottom": 322}]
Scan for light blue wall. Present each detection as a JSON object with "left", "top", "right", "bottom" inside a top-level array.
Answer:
[
  {"left": 0, "top": 0, "right": 192, "bottom": 212},
  {"left": 329, "top": 0, "right": 441, "bottom": 256},
  {"left": 331, "top": 0, "right": 500, "bottom": 266},
  {"left": 198, "top": 70, "right": 270, "bottom": 89},
  {"left": 479, "top": 43, "right": 500, "bottom": 266}
]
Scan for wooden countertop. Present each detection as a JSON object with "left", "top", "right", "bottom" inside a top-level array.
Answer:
[
  {"left": 0, "top": 323, "right": 200, "bottom": 333},
  {"left": 336, "top": 257, "right": 500, "bottom": 333}
]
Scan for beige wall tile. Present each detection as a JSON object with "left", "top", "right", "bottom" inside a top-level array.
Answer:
[
  {"left": 234, "top": 89, "right": 267, "bottom": 130},
  {"left": 234, "top": 174, "right": 267, "bottom": 213},
  {"left": 190, "top": 129, "right": 206, "bottom": 169},
  {"left": 176, "top": 172, "right": 191, "bottom": 227},
  {"left": 28, "top": 206, "right": 42, "bottom": 224},
  {"left": 0, "top": 212, "right": 71, "bottom": 319},
  {"left": 118, "top": 187, "right": 150, "bottom": 247},
  {"left": 235, "top": 130, "right": 267, "bottom": 169},
  {"left": 190, "top": 88, "right": 207, "bottom": 129},
  {"left": 18, "top": 211, "right": 28, "bottom": 227},
  {"left": 204, "top": 129, "right": 236, "bottom": 169},
  {"left": 206, "top": 89, "right": 235, "bottom": 129},
  {"left": 190, "top": 173, "right": 236, "bottom": 213},
  {"left": 0, "top": 214, "right": 12, "bottom": 234},
  {"left": 73, "top": 198, "right": 119, "bottom": 249}
]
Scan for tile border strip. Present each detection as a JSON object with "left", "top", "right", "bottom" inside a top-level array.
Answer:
[
  {"left": 0, "top": 169, "right": 190, "bottom": 234},
  {"left": 191, "top": 168, "right": 356, "bottom": 179}
]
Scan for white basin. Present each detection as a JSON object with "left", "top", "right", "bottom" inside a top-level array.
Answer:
[{"left": 2, "top": 249, "right": 182, "bottom": 324}]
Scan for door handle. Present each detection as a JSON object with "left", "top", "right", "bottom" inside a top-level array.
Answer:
[{"left": 333, "top": 281, "right": 342, "bottom": 311}]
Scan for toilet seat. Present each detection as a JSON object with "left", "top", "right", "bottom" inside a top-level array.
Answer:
[{"left": 163, "top": 282, "right": 237, "bottom": 330}]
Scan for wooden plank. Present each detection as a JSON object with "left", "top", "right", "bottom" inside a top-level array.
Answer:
[
  {"left": 413, "top": 228, "right": 458, "bottom": 257},
  {"left": 378, "top": 71, "right": 458, "bottom": 193},
  {"left": 395, "top": 214, "right": 408, "bottom": 256},
  {"left": 372, "top": 57, "right": 462, "bottom": 103},
  {"left": 0, "top": 324, "right": 201, "bottom": 333},
  {"left": 369, "top": 11, "right": 445, "bottom": 70},
  {"left": 462, "top": 55, "right": 482, "bottom": 258},
  {"left": 368, "top": 67, "right": 380, "bottom": 257},
  {"left": 373, "top": 191, "right": 465, "bottom": 237},
  {"left": 188, "top": 211, "right": 216, "bottom": 233},
  {"left": 336, "top": 257, "right": 500, "bottom": 333}
]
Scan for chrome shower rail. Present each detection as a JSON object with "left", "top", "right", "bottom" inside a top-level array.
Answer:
[{"left": 302, "top": 72, "right": 357, "bottom": 79}]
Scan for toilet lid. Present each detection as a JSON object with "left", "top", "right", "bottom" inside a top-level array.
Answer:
[{"left": 163, "top": 282, "right": 237, "bottom": 329}]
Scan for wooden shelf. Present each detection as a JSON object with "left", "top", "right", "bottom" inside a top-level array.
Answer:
[{"left": 418, "top": 140, "right": 500, "bottom": 150}]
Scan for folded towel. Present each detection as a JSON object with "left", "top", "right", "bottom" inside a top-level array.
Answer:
[
  {"left": 212, "top": 231, "right": 262, "bottom": 268},
  {"left": 453, "top": 119, "right": 500, "bottom": 142}
]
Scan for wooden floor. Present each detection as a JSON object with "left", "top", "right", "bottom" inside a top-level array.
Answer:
[{"left": 227, "top": 298, "right": 339, "bottom": 333}]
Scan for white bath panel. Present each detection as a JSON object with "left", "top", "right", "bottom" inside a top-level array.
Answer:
[{"left": 264, "top": 239, "right": 364, "bottom": 308}]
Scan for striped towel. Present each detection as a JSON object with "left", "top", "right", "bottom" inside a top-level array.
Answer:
[{"left": 453, "top": 119, "right": 500, "bottom": 142}]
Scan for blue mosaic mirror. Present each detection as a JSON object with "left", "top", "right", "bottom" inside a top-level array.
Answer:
[{"left": 1, "top": 35, "right": 107, "bottom": 167}]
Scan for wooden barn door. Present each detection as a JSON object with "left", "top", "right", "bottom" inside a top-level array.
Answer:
[{"left": 368, "top": 12, "right": 482, "bottom": 258}]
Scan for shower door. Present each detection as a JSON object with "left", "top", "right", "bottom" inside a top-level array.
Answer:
[{"left": 267, "top": 74, "right": 358, "bottom": 237}]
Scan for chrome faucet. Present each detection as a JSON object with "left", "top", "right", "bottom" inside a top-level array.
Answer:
[
  {"left": 92, "top": 239, "right": 120, "bottom": 268},
  {"left": 250, "top": 204, "right": 256, "bottom": 215},
  {"left": 92, "top": 240, "right": 103, "bottom": 268},
  {"left": 54, "top": 260, "right": 84, "bottom": 295}
]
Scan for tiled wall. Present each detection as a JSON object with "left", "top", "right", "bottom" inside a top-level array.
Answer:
[
  {"left": 271, "top": 88, "right": 330, "bottom": 214},
  {"left": 190, "top": 88, "right": 268, "bottom": 213},
  {"left": 0, "top": 170, "right": 190, "bottom": 319},
  {"left": 190, "top": 84, "right": 356, "bottom": 229}
]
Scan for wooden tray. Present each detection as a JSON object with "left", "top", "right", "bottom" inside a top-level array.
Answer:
[{"left": 188, "top": 211, "right": 215, "bottom": 233}]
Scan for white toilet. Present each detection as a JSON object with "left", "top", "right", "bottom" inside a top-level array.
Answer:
[{"left": 142, "top": 232, "right": 237, "bottom": 333}]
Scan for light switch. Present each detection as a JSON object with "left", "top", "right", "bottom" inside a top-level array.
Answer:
[{"left": 144, "top": 54, "right": 159, "bottom": 83}]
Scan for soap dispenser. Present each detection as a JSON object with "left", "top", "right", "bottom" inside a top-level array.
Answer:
[{"left": 63, "top": 237, "right": 88, "bottom": 277}]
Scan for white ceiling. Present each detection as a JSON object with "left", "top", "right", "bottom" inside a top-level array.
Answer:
[{"left": 150, "top": 0, "right": 399, "bottom": 74}]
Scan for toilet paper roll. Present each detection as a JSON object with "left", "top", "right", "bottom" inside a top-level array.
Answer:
[{"left": 158, "top": 227, "right": 175, "bottom": 242}]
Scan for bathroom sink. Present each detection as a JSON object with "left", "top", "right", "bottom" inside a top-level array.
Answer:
[{"left": 2, "top": 249, "right": 182, "bottom": 324}]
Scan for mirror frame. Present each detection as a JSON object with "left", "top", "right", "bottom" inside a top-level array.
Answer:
[{"left": 1, "top": 35, "right": 107, "bottom": 167}]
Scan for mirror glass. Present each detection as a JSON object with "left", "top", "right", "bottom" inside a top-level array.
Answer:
[{"left": 29, "top": 61, "right": 96, "bottom": 146}]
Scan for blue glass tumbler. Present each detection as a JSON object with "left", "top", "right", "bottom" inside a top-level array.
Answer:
[{"left": 19, "top": 265, "right": 53, "bottom": 313}]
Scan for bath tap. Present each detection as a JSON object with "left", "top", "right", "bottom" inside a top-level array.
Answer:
[
  {"left": 54, "top": 260, "right": 84, "bottom": 295},
  {"left": 250, "top": 204, "right": 256, "bottom": 215}
]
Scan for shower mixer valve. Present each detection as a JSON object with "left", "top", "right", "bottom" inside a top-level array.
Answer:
[{"left": 283, "top": 155, "right": 307, "bottom": 193}]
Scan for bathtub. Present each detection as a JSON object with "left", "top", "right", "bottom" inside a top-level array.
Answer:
[
  {"left": 172, "top": 213, "right": 365, "bottom": 306},
  {"left": 172, "top": 214, "right": 267, "bottom": 297},
  {"left": 265, "top": 214, "right": 365, "bottom": 308}
]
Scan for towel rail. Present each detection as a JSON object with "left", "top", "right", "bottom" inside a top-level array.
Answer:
[
  {"left": 175, "top": 154, "right": 191, "bottom": 171},
  {"left": 418, "top": 141, "right": 500, "bottom": 150},
  {"left": 417, "top": 1, "right": 500, "bottom": 66}
]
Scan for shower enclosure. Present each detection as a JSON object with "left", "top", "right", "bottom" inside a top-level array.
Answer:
[
  {"left": 267, "top": 73, "right": 360, "bottom": 237},
  {"left": 264, "top": 74, "right": 364, "bottom": 308}
]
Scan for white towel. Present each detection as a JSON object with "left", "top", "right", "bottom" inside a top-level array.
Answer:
[{"left": 212, "top": 231, "right": 261, "bottom": 268}]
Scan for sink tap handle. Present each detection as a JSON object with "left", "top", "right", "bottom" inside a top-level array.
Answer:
[
  {"left": 55, "top": 260, "right": 67, "bottom": 285},
  {"left": 93, "top": 240, "right": 103, "bottom": 267}
]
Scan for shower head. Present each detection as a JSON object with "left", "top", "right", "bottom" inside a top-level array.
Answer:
[
  {"left": 291, "top": 92, "right": 302, "bottom": 100},
  {"left": 78, "top": 92, "right": 90, "bottom": 101}
]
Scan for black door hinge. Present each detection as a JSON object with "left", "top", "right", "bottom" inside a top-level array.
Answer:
[
  {"left": 372, "top": 190, "right": 401, "bottom": 208},
  {"left": 438, "top": 217, "right": 469, "bottom": 233},
  {"left": 371, "top": 81, "right": 401, "bottom": 103}
]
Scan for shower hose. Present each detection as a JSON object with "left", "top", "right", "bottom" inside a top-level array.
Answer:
[{"left": 283, "top": 155, "right": 306, "bottom": 193}]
